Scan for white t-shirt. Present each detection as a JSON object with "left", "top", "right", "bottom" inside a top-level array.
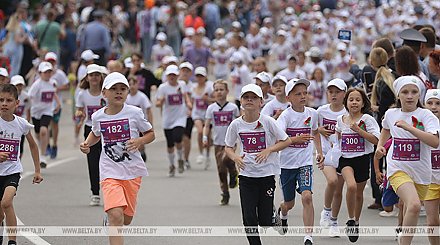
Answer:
[
  {"left": 277, "top": 67, "right": 307, "bottom": 81},
  {"left": 91, "top": 104, "right": 152, "bottom": 180},
  {"left": 317, "top": 104, "right": 347, "bottom": 155},
  {"left": 383, "top": 108, "right": 440, "bottom": 185},
  {"left": 336, "top": 114, "right": 380, "bottom": 158},
  {"left": 277, "top": 107, "right": 319, "bottom": 168},
  {"left": 212, "top": 50, "right": 230, "bottom": 78},
  {"left": 263, "top": 93, "right": 275, "bottom": 108},
  {"left": 191, "top": 81, "right": 214, "bottom": 120},
  {"left": 269, "top": 42, "right": 292, "bottom": 71},
  {"left": 156, "top": 81, "right": 188, "bottom": 129},
  {"left": 181, "top": 37, "right": 194, "bottom": 54},
  {"left": 308, "top": 79, "right": 328, "bottom": 108},
  {"left": 225, "top": 114, "right": 289, "bottom": 177},
  {"left": 261, "top": 98, "right": 290, "bottom": 117},
  {"left": 28, "top": 78, "right": 57, "bottom": 119},
  {"left": 51, "top": 69, "right": 69, "bottom": 107},
  {"left": 76, "top": 89, "right": 105, "bottom": 127},
  {"left": 151, "top": 44, "right": 174, "bottom": 69},
  {"left": 206, "top": 102, "right": 240, "bottom": 146},
  {"left": 0, "top": 115, "right": 33, "bottom": 175},
  {"left": 246, "top": 33, "right": 262, "bottom": 58},
  {"left": 126, "top": 91, "right": 152, "bottom": 120},
  {"left": 226, "top": 46, "right": 254, "bottom": 65},
  {"left": 15, "top": 91, "right": 30, "bottom": 118},
  {"left": 230, "top": 64, "right": 251, "bottom": 100},
  {"left": 431, "top": 132, "right": 440, "bottom": 184}
]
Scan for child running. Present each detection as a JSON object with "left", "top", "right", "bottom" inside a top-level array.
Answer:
[
  {"left": 254, "top": 72, "right": 274, "bottom": 107},
  {"left": 203, "top": 80, "right": 240, "bottom": 205},
  {"left": 317, "top": 78, "right": 347, "bottom": 237},
  {"left": 225, "top": 84, "right": 291, "bottom": 245},
  {"left": 80, "top": 72, "right": 155, "bottom": 245},
  {"left": 261, "top": 75, "right": 290, "bottom": 119},
  {"left": 10, "top": 75, "right": 30, "bottom": 159},
  {"left": 0, "top": 84, "right": 43, "bottom": 245},
  {"left": 75, "top": 64, "right": 106, "bottom": 206},
  {"left": 277, "top": 78, "right": 324, "bottom": 245},
  {"left": 375, "top": 76, "right": 439, "bottom": 245}
]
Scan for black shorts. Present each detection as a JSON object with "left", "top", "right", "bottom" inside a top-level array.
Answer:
[
  {"left": 164, "top": 126, "right": 185, "bottom": 148},
  {"left": 0, "top": 173, "right": 20, "bottom": 199},
  {"left": 184, "top": 117, "right": 194, "bottom": 138},
  {"left": 32, "top": 115, "right": 52, "bottom": 134},
  {"left": 337, "top": 154, "right": 370, "bottom": 183}
]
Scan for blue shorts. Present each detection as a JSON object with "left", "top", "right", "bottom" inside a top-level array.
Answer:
[
  {"left": 280, "top": 165, "right": 313, "bottom": 202},
  {"left": 382, "top": 186, "right": 399, "bottom": 207}
]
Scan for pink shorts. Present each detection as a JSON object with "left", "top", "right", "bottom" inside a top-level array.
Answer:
[{"left": 101, "top": 177, "right": 142, "bottom": 217}]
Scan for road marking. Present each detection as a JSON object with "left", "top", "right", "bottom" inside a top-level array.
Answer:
[{"left": 18, "top": 156, "right": 80, "bottom": 245}]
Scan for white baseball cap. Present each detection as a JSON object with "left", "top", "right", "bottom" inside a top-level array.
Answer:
[
  {"left": 285, "top": 78, "right": 310, "bottom": 95},
  {"left": 425, "top": 89, "right": 440, "bottom": 104},
  {"left": 156, "top": 32, "right": 167, "bottom": 41},
  {"left": 179, "top": 62, "right": 193, "bottom": 71},
  {"left": 100, "top": 66, "right": 109, "bottom": 75},
  {"left": 327, "top": 78, "right": 347, "bottom": 91},
  {"left": 10, "top": 75, "right": 25, "bottom": 86},
  {"left": 217, "top": 39, "right": 228, "bottom": 47},
  {"left": 194, "top": 67, "right": 207, "bottom": 77},
  {"left": 185, "top": 27, "right": 195, "bottom": 36},
  {"left": 162, "top": 56, "right": 178, "bottom": 65},
  {"left": 240, "top": 84, "right": 263, "bottom": 98},
  {"left": 270, "top": 75, "right": 288, "bottom": 86},
  {"left": 230, "top": 52, "right": 243, "bottom": 63},
  {"left": 81, "top": 50, "right": 100, "bottom": 61},
  {"left": 124, "top": 57, "right": 133, "bottom": 68},
  {"left": 86, "top": 64, "right": 102, "bottom": 74},
  {"left": 164, "top": 65, "right": 179, "bottom": 76},
  {"left": 38, "top": 62, "right": 53, "bottom": 72},
  {"left": 215, "top": 28, "right": 225, "bottom": 35},
  {"left": 337, "top": 42, "right": 347, "bottom": 51},
  {"left": 232, "top": 21, "right": 241, "bottom": 29},
  {"left": 276, "top": 30, "right": 288, "bottom": 37},
  {"left": 255, "top": 72, "right": 271, "bottom": 84},
  {"left": 393, "top": 75, "right": 421, "bottom": 95},
  {"left": 196, "top": 27, "right": 206, "bottom": 35},
  {"left": 286, "top": 7, "right": 294, "bottom": 14},
  {"left": 0, "top": 68, "right": 8, "bottom": 77},
  {"left": 306, "top": 47, "right": 322, "bottom": 58},
  {"left": 44, "top": 52, "right": 58, "bottom": 61},
  {"left": 102, "top": 72, "right": 129, "bottom": 91}
]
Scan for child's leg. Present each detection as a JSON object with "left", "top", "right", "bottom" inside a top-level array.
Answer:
[
  {"left": 354, "top": 181, "right": 368, "bottom": 221},
  {"left": 322, "top": 166, "right": 338, "bottom": 210},
  {"left": 341, "top": 167, "right": 357, "bottom": 219},
  {"left": 107, "top": 207, "right": 124, "bottom": 245},
  {"left": 396, "top": 182, "right": 422, "bottom": 245},
  {"left": 194, "top": 120, "right": 204, "bottom": 155},
  {"left": 123, "top": 214, "right": 133, "bottom": 226},
  {"left": 257, "top": 176, "right": 276, "bottom": 227},
  {"left": 424, "top": 184, "right": 440, "bottom": 245},
  {"left": 214, "top": 146, "right": 229, "bottom": 195},
  {"left": 331, "top": 175, "right": 344, "bottom": 219},
  {"left": 39, "top": 126, "right": 49, "bottom": 156},
  {"left": 301, "top": 190, "right": 314, "bottom": 233},
  {"left": 183, "top": 118, "right": 193, "bottom": 164},
  {"left": 239, "top": 176, "right": 262, "bottom": 245},
  {"left": 2, "top": 186, "right": 17, "bottom": 242}
]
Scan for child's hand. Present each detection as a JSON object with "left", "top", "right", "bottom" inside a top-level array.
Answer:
[
  {"left": 75, "top": 110, "right": 84, "bottom": 119},
  {"left": 256, "top": 149, "right": 271, "bottom": 164},
  {"left": 375, "top": 171, "right": 383, "bottom": 185},
  {"left": 318, "top": 126, "right": 333, "bottom": 138},
  {"left": 349, "top": 122, "right": 361, "bottom": 133},
  {"left": 375, "top": 146, "right": 386, "bottom": 159},
  {"left": 273, "top": 109, "right": 283, "bottom": 119},
  {"left": 126, "top": 138, "right": 143, "bottom": 152},
  {"left": 233, "top": 154, "right": 245, "bottom": 170},
  {"left": 292, "top": 134, "right": 314, "bottom": 144},
  {"left": 33, "top": 173, "right": 43, "bottom": 184},
  {"left": 316, "top": 153, "right": 324, "bottom": 168},
  {"left": 394, "top": 120, "right": 410, "bottom": 130},
  {"left": 80, "top": 142, "right": 90, "bottom": 154},
  {"left": 0, "top": 152, "right": 9, "bottom": 162},
  {"left": 54, "top": 104, "right": 61, "bottom": 114}
]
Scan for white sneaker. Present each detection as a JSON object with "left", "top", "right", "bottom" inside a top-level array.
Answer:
[
  {"left": 379, "top": 209, "right": 399, "bottom": 217},
  {"left": 90, "top": 195, "right": 100, "bottom": 206},
  {"left": 320, "top": 210, "right": 331, "bottom": 227},
  {"left": 196, "top": 155, "right": 205, "bottom": 165},
  {"left": 419, "top": 206, "right": 426, "bottom": 217},
  {"left": 329, "top": 221, "right": 340, "bottom": 238}
]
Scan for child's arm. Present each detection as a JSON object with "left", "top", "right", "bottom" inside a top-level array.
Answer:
[
  {"left": 202, "top": 118, "right": 212, "bottom": 148},
  {"left": 75, "top": 107, "right": 85, "bottom": 120},
  {"left": 126, "top": 129, "right": 155, "bottom": 152},
  {"left": 255, "top": 137, "right": 292, "bottom": 164},
  {"left": 146, "top": 108, "right": 153, "bottom": 126},
  {"left": 375, "top": 128, "right": 391, "bottom": 160},
  {"left": 185, "top": 92, "right": 193, "bottom": 110},
  {"left": 0, "top": 152, "right": 8, "bottom": 162},
  {"left": 53, "top": 93, "right": 61, "bottom": 114},
  {"left": 350, "top": 122, "right": 379, "bottom": 145},
  {"left": 80, "top": 131, "right": 101, "bottom": 154},
  {"left": 395, "top": 120, "right": 439, "bottom": 148},
  {"left": 155, "top": 96, "right": 165, "bottom": 108},
  {"left": 225, "top": 146, "right": 245, "bottom": 170},
  {"left": 373, "top": 156, "right": 383, "bottom": 185},
  {"left": 312, "top": 129, "right": 324, "bottom": 170},
  {"left": 25, "top": 133, "right": 43, "bottom": 184}
]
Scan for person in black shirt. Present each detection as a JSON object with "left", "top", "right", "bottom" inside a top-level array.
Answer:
[{"left": 127, "top": 52, "right": 161, "bottom": 99}]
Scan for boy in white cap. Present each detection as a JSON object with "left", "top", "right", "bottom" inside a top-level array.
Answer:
[
  {"left": 261, "top": 75, "right": 290, "bottom": 119},
  {"left": 28, "top": 62, "right": 61, "bottom": 168},
  {"left": 254, "top": 71, "right": 274, "bottom": 107},
  {"left": 230, "top": 52, "right": 251, "bottom": 108},
  {"left": 269, "top": 30, "right": 292, "bottom": 72},
  {"left": 80, "top": 72, "right": 155, "bottom": 245},
  {"left": 277, "top": 55, "right": 307, "bottom": 81},
  {"left": 156, "top": 65, "right": 191, "bottom": 176},
  {"left": 225, "top": 84, "right": 291, "bottom": 245},
  {"left": 211, "top": 39, "right": 230, "bottom": 80},
  {"left": 0, "top": 68, "right": 9, "bottom": 85},
  {"left": 151, "top": 32, "right": 174, "bottom": 70},
  {"left": 276, "top": 79, "right": 323, "bottom": 245}
]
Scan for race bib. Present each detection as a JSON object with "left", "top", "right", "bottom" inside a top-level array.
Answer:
[
  {"left": 41, "top": 91, "right": 54, "bottom": 102},
  {"left": 287, "top": 128, "right": 311, "bottom": 148},
  {"left": 195, "top": 98, "right": 208, "bottom": 110},
  {"left": 431, "top": 150, "right": 440, "bottom": 170},
  {"left": 168, "top": 93, "right": 183, "bottom": 105},
  {"left": 218, "top": 57, "right": 227, "bottom": 64},
  {"left": 15, "top": 105, "right": 25, "bottom": 117},
  {"left": 278, "top": 54, "right": 286, "bottom": 61},
  {"left": 322, "top": 118, "right": 336, "bottom": 134},
  {"left": 392, "top": 138, "right": 420, "bottom": 161},
  {"left": 240, "top": 131, "right": 266, "bottom": 153},
  {"left": 100, "top": 119, "right": 131, "bottom": 144},
  {"left": 341, "top": 133, "right": 365, "bottom": 152},
  {"left": 213, "top": 111, "right": 233, "bottom": 126},
  {"left": 87, "top": 105, "right": 102, "bottom": 120},
  {"left": 0, "top": 138, "right": 19, "bottom": 161},
  {"left": 232, "top": 76, "right": 241, "bottom": 84}
]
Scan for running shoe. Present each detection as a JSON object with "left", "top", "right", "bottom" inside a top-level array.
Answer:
[
  {"left": 90, "top": 195, "right": 100, "bottom": 206},
  {"left": 320, "top": 209, "right": 331, "bottom": 227},
  {"left": 229, "top": 173, "right": 238, "bottom": 189},
  {"left": 168, "top": 165, "right": 176, "bottom": 177},
  {"left": 345, "top": 220, "right": 359, "bottom": 243},
  {"left": 178, "top": 160, "right": 185, "bottom": 173},
  {"left": 50, "top": 146, "right": 57, "bottom": 159},
  {"left": 220, "top": 192, "right": 230, "bottom": 205}
]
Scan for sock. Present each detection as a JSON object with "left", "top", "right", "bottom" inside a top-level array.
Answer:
[
  {"left": 168, "top": 153, "right": 175, "bottom": 166},
  {"left": 280, "top": 209, "right": 288, "bottom": 219},
  {"left": 330, "top": 216, "right": 337, "bottom": 221},
  {"left": 348, "top": 217, "right": 355, "bottom": 221},
  {"left": 355, "top": 220, "right": 359, "bottom": 225},
  {"left": 324, "top": 207, "right": 331, "bottom": 212},
  {"left": 176, "top": 149, "right": 183, "bottom": 161},
  {"left": 304, "top": 235, "right": 313, "bottom": 243}
]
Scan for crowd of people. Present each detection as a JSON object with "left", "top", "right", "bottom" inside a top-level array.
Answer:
[{"left": 0, "top": 0, "right": 440, "bottom": 245}]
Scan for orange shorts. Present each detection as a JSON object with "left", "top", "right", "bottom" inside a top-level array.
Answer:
[{"left": 101, "top": 177, "right": 142, "bottom": 217}]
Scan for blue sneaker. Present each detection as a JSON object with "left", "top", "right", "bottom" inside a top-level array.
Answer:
[
  {"left": 45, "top": 145, "right": 52, "bottom": 156},
  {"left": 50, "top": 146, "right": 58, "bottom": 159}
]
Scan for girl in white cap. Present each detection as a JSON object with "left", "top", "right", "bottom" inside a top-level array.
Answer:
[
  {"left": 225, "top": 84, "right": 291, "bottom": 245},
  {"left": 375, "top": 76, "right": 440, "bottom": 245},
  {"left": 80, "top": 72, "right": 155, "bottom": 245},
  {"left": 316, "top": 79, "right": 347, "bottom": 237},
  {"left": 75, "top": 64, "right": 106, "bottom": 206},
  {"left": 261, "top": 75, "right": 290, "bottom": 119},
  {"left": 420, "top": 89, "right": 440, "bottom": 245},
  {"left": 191, "top": 67, "right": 214, "bottom": 168},
  {"left": 151, "top": 32, "right": 174, "bottom": 70}
]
